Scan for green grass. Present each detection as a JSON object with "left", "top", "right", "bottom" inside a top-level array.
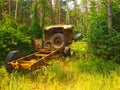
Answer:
[{"left": 0, "top": 41, "right": 120, "bottom": 90}]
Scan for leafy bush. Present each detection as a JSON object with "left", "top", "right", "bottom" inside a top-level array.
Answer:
[
  {"left": 17, "top": 24, "right": 29, "bottom": 36},
  {"left": 88, "top": 1, "right": 120, "bottom": 62},
  {"left": 0, "top": 27, "right": 32, "bottom": 61},
  {"left": 2, "top": 15, "right": 17, "bottom": 29}
]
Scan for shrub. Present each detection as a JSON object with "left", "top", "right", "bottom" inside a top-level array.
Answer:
[
  {"left": 0, "top": 27, "right": 32, "bottom": 61},
  {"left": 17, "top": 24, "right": 29, "bottom": 36},
  {"left": 88, "top": 1, "right": 120, "bottom": 62}
]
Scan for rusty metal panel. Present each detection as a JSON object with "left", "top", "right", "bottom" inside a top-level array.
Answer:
[
  {"left": 44, "top": 25, "right": 73, "bottom": 30},
  {"left": 44, "top": 30, "right": 50, "bottom": 43},
  {"left": 65, "top": 28, "right": 73, "bottom": 44},
  {"left": 44, "top": 25, "right": 73, "bottom": 46}
]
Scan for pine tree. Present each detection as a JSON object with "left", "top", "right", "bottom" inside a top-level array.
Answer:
[{"left": 29, "top": 0, "right": 43, "bottom": 39}]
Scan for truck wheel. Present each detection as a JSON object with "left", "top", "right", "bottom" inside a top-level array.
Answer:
[
  {"left": 5, "top": 51, "right": 22, "bottom": 73},
  {"left": 51, "top": 33, "right": 66, "bottom": 50}
]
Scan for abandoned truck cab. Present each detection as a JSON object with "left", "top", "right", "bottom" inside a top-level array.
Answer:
[{"left": 44, "top": 25, "right": 73, "bottom": 50}]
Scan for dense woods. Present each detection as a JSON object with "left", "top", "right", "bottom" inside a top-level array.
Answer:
[{"left": 88, "top": 0, "right": 120, "bottom": 62}]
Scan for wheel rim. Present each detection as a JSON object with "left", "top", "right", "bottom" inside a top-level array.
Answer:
[
  {"left": 51, "top": 33, "right": 66, "bottom": 49},
  {"left": 54, "top": 37, "right": 62, "bottom": 46}
]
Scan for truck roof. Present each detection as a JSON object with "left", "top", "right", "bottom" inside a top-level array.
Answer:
[{"left": 44, "top": 25, "right": 73, "bottom": 31}]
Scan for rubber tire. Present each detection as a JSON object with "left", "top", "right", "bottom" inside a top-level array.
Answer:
[
  {"left": 5, "top": 51, "right": 22, "bottom": 73},
  {"left": 64, "top": 47, "right": 71, "bottom": 57},
  {"left": 51, "top": 33, "right": 66, "bottom": 50}
]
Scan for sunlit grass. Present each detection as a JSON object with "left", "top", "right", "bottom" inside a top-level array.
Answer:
[
  {"left": 1, "top": 70, "right": 120, "bottom": 90},
  {"left": 0, "top": 41, "right": 120, "bottom": 90}
]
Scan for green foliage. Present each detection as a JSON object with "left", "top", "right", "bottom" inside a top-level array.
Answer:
[
  {"left": 76, "top": 57, "right": 119, "bottom": 75},
  {"left": 17, "top": 24, "right": 30, "bottom": 36},
  {"left": 0, "top": 0, "right": 1, "bottom": 6},
  {"left": 29, "top": 2, "right": 43, "bottom": 39},
  {"left": 2, "top": 15, "right": 17, "bottom": 29},
  {"left": 0, "top": 21, "right": 33, "bottom": 61},
  {"left": 29, "top": 19, "right": 43, "bottom": 39},
  {"left": 88, "top": 1, "right": 120, "bottom": 62},
  {"left": 43, "top": 61, "right": 67, "bottom": 82},
  {"left": 112, "top": 1, "right": 120, "bottom": 31}
]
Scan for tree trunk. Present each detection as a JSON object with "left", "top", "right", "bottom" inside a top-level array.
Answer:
[
  {"left": 19, "top": 1, "right": 22, "bottom": 24},
  {"left": 15, "top": 0, "right": 18, "bottom": 22},
  {"left": 9, "top": 0, "right": 11, "bottom": 16},
  {"left": 107, "top": 0, "right": 112, "bottom": 31},
  {"left": 66, "top": 0, "right": 70, "bottom": 24},
  {"left": 2, "top": 0, "right": 4, "bottom": 18},
  {"left": 55, "top": 0, "right": 61, "bottom": 24},
  {"left": 55, "top": 0, "right": 58, "bottom": 24},
  {"left": 58, "top": 0, "right": 61, "bottom": 24},
  {"left": 49, "top": 0, "right": 54, "bottom": 24}
]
